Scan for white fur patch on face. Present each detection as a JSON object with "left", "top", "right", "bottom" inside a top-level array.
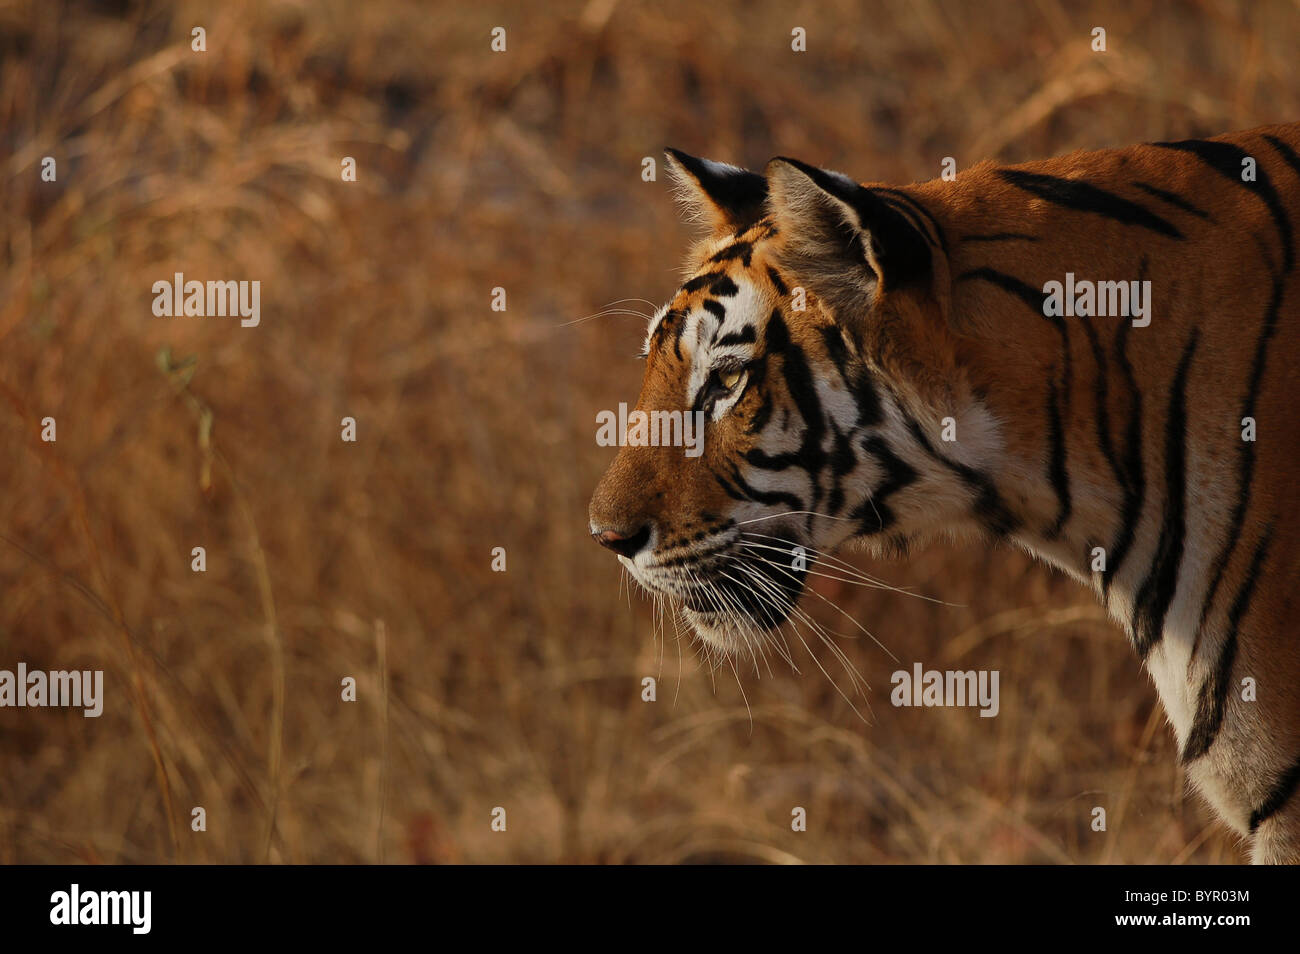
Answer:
[
  {"left": 643, "top": 303, "right": 671, "bottom": 355},
  {"left": 682, "top": 278, "right": 766, "bottom": 416},
  {"left": 642, "top": 274, "right": 770, "bottom": 419}
]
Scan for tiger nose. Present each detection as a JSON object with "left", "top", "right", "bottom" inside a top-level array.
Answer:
[{"left": 591, "top": 524, "right": 652, "bottom": 559}]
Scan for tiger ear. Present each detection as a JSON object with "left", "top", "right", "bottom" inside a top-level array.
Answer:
[
  {"left": 764, "top": 157, "right": 932, "bottom": 314},
  {"left": 664, "top": 148, "right": 768, "bottom": 235}
]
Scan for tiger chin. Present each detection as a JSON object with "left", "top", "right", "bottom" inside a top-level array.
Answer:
[{"left": 588, "top": 124, "right": 1300, "bottom": 864}]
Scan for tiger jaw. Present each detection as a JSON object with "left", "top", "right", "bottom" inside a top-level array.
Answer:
[
  {"left": 683, "top": 609, "right": 756, "bottom": 654},
  {"left": 621, "top": 547, "right": 809, "bottom": 652}
]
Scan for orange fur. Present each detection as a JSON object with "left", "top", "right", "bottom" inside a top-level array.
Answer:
[{"left": 591, "top": 124, "right": 1300, "bottom": 861}]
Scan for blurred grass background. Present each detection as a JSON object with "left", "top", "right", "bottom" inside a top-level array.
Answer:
[{"left": 2, "top": 0, "right": 1297, "bottom": 864}]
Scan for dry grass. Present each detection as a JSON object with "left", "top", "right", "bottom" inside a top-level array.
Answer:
[{"left": 2, "top": 0, "right": 1297, "bottom": 864}]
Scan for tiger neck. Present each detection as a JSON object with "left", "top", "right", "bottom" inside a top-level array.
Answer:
[
  {"left": 882, "top": 330, "right": 1163, "bottom": 633},
  {"left": 934, "top": 326, "right": 1204, "bottom": 671}
]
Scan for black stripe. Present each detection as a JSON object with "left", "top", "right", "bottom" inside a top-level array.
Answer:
[
  {"left": 657, "top": 537, "right": 735, "bottom": 568},
  {"left": 724, "top": 464, "right": 804, "bottom": 513},
  {"left": 1131, "top": 329, "right": 1199, "bottom": 660},
  {"left": 1044, "top": 378, "right": 1071, "bottom": 539},
  {"left": 1077, "top": 320, "right": 1127, "bottom": 576},
  {"left": 1104, "top": 314, "right": 1146, "bottom": 604},
  {"left": 1263, "top": 134, "right": 1300, "bottom": 179},
  {"left": 997, "top": 168, "right": 1184, "bottom": 239},
  {"left": 650, "top": 308, "right": 687, "bottom": 361},
  {"left": 1153, "top": 138, "right": 1292, "bottom": 268},
  {"left": 716, "top": 325, "right": 756, "bottom": 347},
  {"left": 744, "top": 447, "right": 801, "bottom": 470},
  {"left": 800, "top": 318, "right": 890, "bottom": 521},
  {"left": 957, "top": 268, "right": 1072, "bottom": 537},
  {"left": 766, "top": 310, "right": 824, "bottom": 456},
  {"left": 710, "top": 241, "right": 754, "bottom": 266},
  {"left": 819, "top": 324, "right": 852, "bottom": 376},
  {"left": 850, "top": 435, "right": 918, "bottom": 534},
  {"left": 712, "top": 469, "right": 748, "bottom": 503},
  {"left": 1252, "top": 755, "right": 1300, "bottom": 832},
  {"left": 819, "top": 325, "right": 882, "bottom": 427},
  {"left": 957, "top": 267, "right": 1043, "bottom": 311},
  {"left": 747, "top": 395, "right": 772, "bottom": 434},
  {"left": 701, "top": 299, "right": 726, "bottom": 320},
  {"left": 904, "top": 415, "right": 1020, "bottom": 536},
  {"left": 681, "top": 271, "right": 726, "bottom": 294},
  {"left": 871, "top": 187, "right": 949, "bottom": 253},
  {"left": 1130, "top": 181, "right": 1211, "bottom": 219},
  {"left": 1196, "top": 277, "right": 1285, "bottom": 637},
  {"left": 826, "top": 424, "right": 857, "bottom": 515},
  {"left": 961, "top": 232, "right": 1039, "bottom": 243},
  {"left": 709, "top": 275, "right": 740, "bottom": 297},
  {"left": 764, "top": 308, "right": 828, "bottom": 522},
  {"left": 1182, "top": 526, "right": 1273, "bottom": 763},
  {"left": 766, "top": 266, "right": 788, "bottom": 296}
]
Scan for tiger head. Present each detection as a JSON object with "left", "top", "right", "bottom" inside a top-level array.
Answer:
[{"left": 589, "top": 148, "right": 1010, "bottom": 657}]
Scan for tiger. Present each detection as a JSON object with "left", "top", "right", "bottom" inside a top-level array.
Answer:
[{"left": 587, "top": 123, "right": 1300, "bottom": 863}]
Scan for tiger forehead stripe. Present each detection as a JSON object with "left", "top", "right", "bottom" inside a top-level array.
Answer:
[
  {"left": 643, "top": 304, "right": 688, "bottom": 360},
  {"left": 680, "top": 271, "right": 740, "bottom": 297},
  {"left": 710, "top": 241, "right": 753, "bottom": 266}
]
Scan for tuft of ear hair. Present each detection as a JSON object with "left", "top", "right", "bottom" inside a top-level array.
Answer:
[
  {"left": 664, "top": 148, "right": 769, "bottom": 235},
  {"left": 765, "top": 157, "right": 932, "bottom": 315}
]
